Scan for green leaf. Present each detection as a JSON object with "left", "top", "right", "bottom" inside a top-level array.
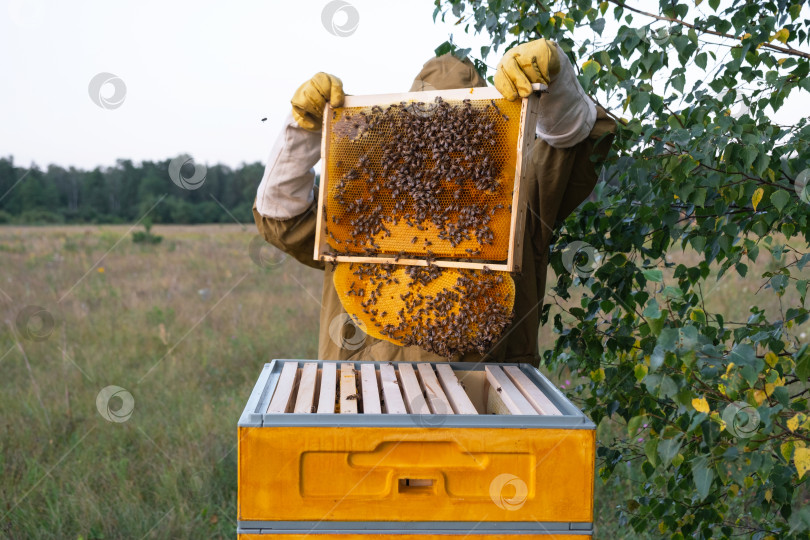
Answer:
[
  {"left": 658, "top": 435, "right": 683, "bottom": 468},
  {"left": 434, "top": 41, "right": 453, "bottom": 56},
  {"left": 729, "top": 343, "right": 757, "bottom": 367},
  {"left": 657, "top": 328, "right": 679, "bottom": 352},
  {"left": 672, "top": 73, "right": 685, "bottom": 93},
  {"left": 797, "top": 345, "right": 810, "bottom": 382},
  {"left": 742, "top": 146, "right": 758, "bottom": 170},
  {"left": 643, "top": 298, "right": 661, "bottom": 318},
  {"left": 650, "top": 346, "right": 666, "bottom": 370},
  {"left": 627, "top": 414, "right": 644, "bottom": 436},
  {"left": 643, "top": 268, "right": 663, "bottom": 282},
  {"left": 645, "top": 437, "right": 658, "bottom": 466},
  {"left": 770, "top": 190, "right": 790, "bottom": 212},
  {"left": 691, "top": 456, "right": 714, "bottom": 501}
]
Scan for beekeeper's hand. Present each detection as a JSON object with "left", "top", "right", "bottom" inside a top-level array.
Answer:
[
  {"left": 494, "top": 39, "right": 560, "bottom": 101},
  {"left": 291, "top": 73, "right": 345, "bottom": 132}
]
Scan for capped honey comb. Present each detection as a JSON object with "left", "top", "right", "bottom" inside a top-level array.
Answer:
[{"left": 316, "top": 86, "right": 539, "bottom": 272}]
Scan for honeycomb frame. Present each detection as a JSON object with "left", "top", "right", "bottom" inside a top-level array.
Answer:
[{"left": 315, "top": 85, "right": 541, "bottom": 272}]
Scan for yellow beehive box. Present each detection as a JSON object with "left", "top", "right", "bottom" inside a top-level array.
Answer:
[
  {"left": 237, "top": 360, "right": 595, "bottom": 538},
  {"left": 315, "top": 85, "right": 542, "bottom": 272}
]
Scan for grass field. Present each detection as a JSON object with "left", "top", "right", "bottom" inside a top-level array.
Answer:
[{"left": 0, "top": 224, "right": 806, "bottom": 539}]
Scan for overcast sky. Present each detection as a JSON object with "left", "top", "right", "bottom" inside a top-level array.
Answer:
[
  {"left": 2, "top": 0, "right": 807, "bottom": 171},
  {"left": 1, "top": 0, "right": 493, "bottom": 170}
]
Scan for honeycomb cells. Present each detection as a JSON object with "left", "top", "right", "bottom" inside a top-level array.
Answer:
[{"left": 324, "top": 95, "right": 523, "bottom": 261}]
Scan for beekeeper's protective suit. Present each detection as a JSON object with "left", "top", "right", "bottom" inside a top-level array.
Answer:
[{"left": 254, "top": 39, "right": 615, "bottom": 364}]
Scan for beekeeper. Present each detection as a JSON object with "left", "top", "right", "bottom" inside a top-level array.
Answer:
[{"left": 254, "top": 39, "right": 615, "bottom": 364}]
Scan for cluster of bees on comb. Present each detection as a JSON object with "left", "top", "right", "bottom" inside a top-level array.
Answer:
[
  {"left": 326, "top": 96, "right": 517, "bottom": 357},
  {"left": 325, "top": 97, "right": 512, "bottom": 256},
  {"left": 343, "top": 262, "right": 514, "bottom": 357}
]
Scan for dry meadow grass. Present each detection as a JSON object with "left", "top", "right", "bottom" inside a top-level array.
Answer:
[
  {"left": 0, "top": 224, "right": 806, "bottom": 538},
  {"left": 1, "top": 224, "right": 321, "bottom": 538}
]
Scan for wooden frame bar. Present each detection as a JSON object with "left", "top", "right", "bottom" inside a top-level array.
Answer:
[
  {"left": 504, "top": 365, "right": 562, "bottom": 415},
  {"left": 485, "top": 365, "right": 538, "bottom": 416},
  {"left": 293, "top": 362, "right": 318, "bottom": 413},
  {"left": 435, "top": 364, "right": 478, "bottom": 415},
  {"left": 380, "top": 363, "right": 407, "bottom": 414},
  {"left": 416, "top": 363, "right": 454, "bottom": 415},
  {"left": 397, "top": 363, "right": 426, "bottom": 415},
  {"left": 316, "top": 363, "right": 337, "bottom": 414},
  {"left": 360, "top": 363, "right": 382, "bottom": 414},
  {"left": 267, "top": 361, "right": 299, "bottom": 414},
  {"left": 339, "top": 363, "right": 358, "bottom": 414}
]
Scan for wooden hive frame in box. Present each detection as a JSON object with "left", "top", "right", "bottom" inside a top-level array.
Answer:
[{"left": 314, "top": 85, "right": 542, "bottom": 273}]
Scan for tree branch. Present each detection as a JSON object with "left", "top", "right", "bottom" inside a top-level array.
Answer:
[{"left": 608, "top": 0, "right": 810, "bottom": 60}]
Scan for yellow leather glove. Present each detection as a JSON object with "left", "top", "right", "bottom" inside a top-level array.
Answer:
[
  {"left": 291, "top": 72, "right": 345, "bottom": 132},
  {"left": 494, "top": 39, "right": 560, "bottom": 101}
]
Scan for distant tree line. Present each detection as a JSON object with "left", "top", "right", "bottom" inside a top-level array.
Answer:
[{"left": 0, "top": 156, "right": 265, "bottom": 225}]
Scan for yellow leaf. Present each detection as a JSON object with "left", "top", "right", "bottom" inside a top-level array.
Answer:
[
  {"left": 582, "top": 59, "right": 601, "bottom": 71},
  {"left": 765, "top": 352, "right": 778, "bottom": 367},
  {"left": 765, "top": 383, "right": 775, "bottom": 396},
  {"left": 788, "top": 413, "right": 806, "bottom": 432},
  {"left": 781, "top": 441, "right": 794, "bottom": 462},
  {"left": 795, "top": 447, "right": 810, "bottom": 479},
  {"left": 590, "top": 367, "right": 605, "bottom": 383},
  {"left": 741, "top": 32, "right": 752, "bottom": 41},
  {"left": 744, "top": 476, "right": 754, "bottom": 489},
  {"left": 778, "top": 58, "right": 787, "bottom": 65},
  {"left": 692, "top": 397, "right": 710, "bottom": 413},
  {"left": 753, "top": 389, "right": 766, "bottom": 406},
  {"left": 765, "top": 489, "right": 773, "bottom": 502},
  {"left": 772, "top": 28, "right": 790, "bottom": 44},
  {"left": 729, "top": 484, "right": 739, "bottom": 496},
  {"left": 752, "top": 187, "right": 764, "bottom": 211}
]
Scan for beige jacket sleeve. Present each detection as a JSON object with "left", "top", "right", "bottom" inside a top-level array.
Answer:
[
  {"left": 255, "top": 110, "right": 321, "bottom": 220},
  {"left": 253, "top": 110, "right": 324, "bottom": 270}
]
